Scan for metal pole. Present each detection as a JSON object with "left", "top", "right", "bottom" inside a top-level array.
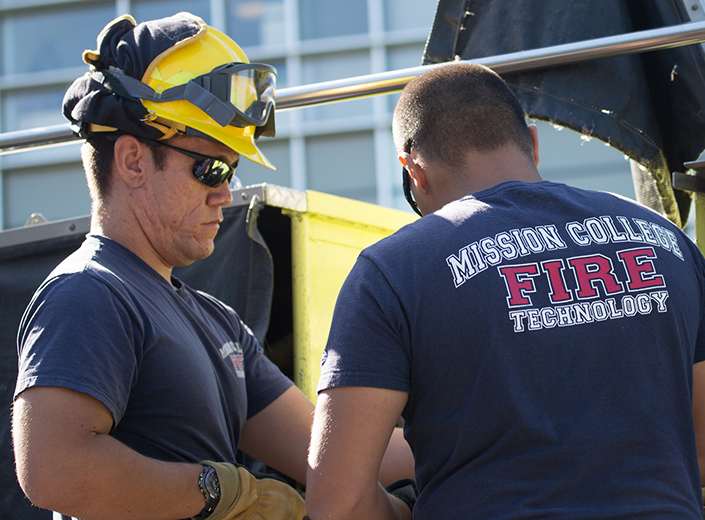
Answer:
[
  {"left": 0, "top": 124, "right": 80, "bottom": 154},
  {"left": 277, "top": 20, "right": 705, "bottom": 109},
  {"left": 2, "top": 20, "right": 705, "bottom": 155}
]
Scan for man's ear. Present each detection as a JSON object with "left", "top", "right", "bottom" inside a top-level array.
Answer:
[
  {"left": 113, "top": 135, "right": 149, "bottom": 188},
  {"left": 398, "top": 152, "right": 429, "bottom": 194}
]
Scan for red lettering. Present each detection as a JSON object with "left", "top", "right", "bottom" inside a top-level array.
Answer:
[
  {"left": 568, "top": 254, "right": 624, "bottom": 298},
  {"left": 617, "top": 248, "right": 665, "bottom": 290},
  {"left": 498, "top": 263, "right": 540, "bottom": 307},
  {"left": 541, "top": 259, "right": 573, "bottom": 303}
]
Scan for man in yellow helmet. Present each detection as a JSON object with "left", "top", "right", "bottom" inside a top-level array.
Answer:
[{"left": 11, "top": 12, "right": 413, "bottom": 520}]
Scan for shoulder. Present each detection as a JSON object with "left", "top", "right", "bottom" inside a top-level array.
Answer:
[
  {"left": 23, "top": 236, "right": 167, "bottom": 334},
  {"left": 31, "top": 253, "right": 120, "bottom": 315},
  {"left": 44, "top": 235, "right": 146, "bottom": 288},
  {"left": 20, "top": 268, "right": 133, "bottom": 347}
]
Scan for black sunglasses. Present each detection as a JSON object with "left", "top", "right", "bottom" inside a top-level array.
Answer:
[
  {"left": 402, "top": 140, "right": 422, "bottom": 216},
  {"left": 139, "top": 137, "right": 239, "bottom": 188}
]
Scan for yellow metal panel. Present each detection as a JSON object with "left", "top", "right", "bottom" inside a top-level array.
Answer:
[
  {"left": 697, "top": 192, "right": 705, "bottom": 257},
  {"left": 287, "top": 190, "right": 417, "bottom": 401}
]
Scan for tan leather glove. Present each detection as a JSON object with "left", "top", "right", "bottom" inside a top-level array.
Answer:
[{"left": 201, "top": 460, "right": 308, "bottom": 520}]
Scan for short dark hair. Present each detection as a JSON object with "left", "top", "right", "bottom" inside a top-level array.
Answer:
[
  {"left": 393, "top": 63, "right": 533, "bottom": 169},
  {"left": 81, "top": 134, "right": 168, "bottom": 201}
]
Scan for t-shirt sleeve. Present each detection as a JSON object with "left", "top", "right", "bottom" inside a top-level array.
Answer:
[
  {"left": 15, "top": 274, "right": 140, "bottom": 425},
  {"left": 317, "top": 253, "right": 412, "bottom": 394}
]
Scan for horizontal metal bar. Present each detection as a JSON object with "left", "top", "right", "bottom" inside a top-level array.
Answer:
[
  {"left": 276, "top": 20, "right": 705, "bottom": 109},
  {"left": 2, "top": 20, "right": 705, "bottom": 155},
  {"left": 0, "top": 213, "right": 90, "bottom": 249},
  {"left": 0, "top": 183, "right": 305, "bottom": 246},
  {"left": 0, "top": 124, "right": 79, "bottom": 155}
]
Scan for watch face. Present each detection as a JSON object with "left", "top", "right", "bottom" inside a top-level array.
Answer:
[
  {"left": 203, "top": 466, "right": 221, "bottom": 499},
  {"left": 196, "top": 464, "right": 221, "bottom": 519}
]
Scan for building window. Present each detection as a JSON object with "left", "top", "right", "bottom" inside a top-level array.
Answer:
[
  {"left": 265, "top": 58, "right": 291, "bottom": 130},
  {"left": 236, "top": 137, "right": 291, "bottom": 188},
  {"left": 306, "top": 131, "right": 376, "bottom": 203},
  {"left": 299, "top": 0, "right": 368, "bottom": 40},
  {"left": 383, "top": 0, "right": 438, "bottom": 32},
  {"left": 2, "top": 86, "right": 68, "bottom": 132},
  {"left": 1, "top": 3, "right": 115, "bottom": 76},
  {"left": 3, "top": 162, "right": 89, "bottom": 229},
  {"left": 227, "top": 0, "right": 285, "bottom": 48},
  {"left": 131, "top": 0, "right": 211, "bottom": 23},
  {"left": 0, "top": 0, "right": 636, "bottom": 233},
  {"left": 301, "top": 50, "right": 373, "bottom": 122},
  {"left": 385, "top": 43, "right": 425, "bottom": 113}
]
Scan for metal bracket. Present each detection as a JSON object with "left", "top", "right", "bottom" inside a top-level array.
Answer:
[
  {"left": 680, "top": 0, "right": 705, "bottom": 57},
  {"left": 673, "top": 170, "right": 705, "bottom": 193},
  {"left": 682, "top": 0, "right": 705, "bottom": 22},
  {"left": 674, "top": 152, "right": 705, "bottom": 193}
]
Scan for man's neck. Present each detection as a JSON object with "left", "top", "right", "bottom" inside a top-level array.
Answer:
[
  {"left": 438, "top": 149, "right": 543, "bottom": 209},
  {"left": 91, "top": 207, "right": 173, "bottom": 283}
]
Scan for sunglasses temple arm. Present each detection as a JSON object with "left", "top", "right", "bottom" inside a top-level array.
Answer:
[{"left": 402, "top": 167, "right": 423, "bottom": 217}]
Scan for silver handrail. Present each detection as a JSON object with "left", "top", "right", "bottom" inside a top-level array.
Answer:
[
  {"left": 277, "top": 20, "right": 705, "bottom": 109},
  {"left": 2, "top": 20, "right": 705, "bottom": 155}
]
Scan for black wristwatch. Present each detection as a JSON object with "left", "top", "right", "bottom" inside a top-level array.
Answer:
[{"left": 193, "top": 464, "right": 221, "bottom": 520}]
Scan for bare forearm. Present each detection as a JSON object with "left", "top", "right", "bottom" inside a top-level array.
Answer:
[
  {"left": 379, "top": 428, "right": 414, "bottom": 486},
  {"left": 307, "top": 482, "right": 410, "bottom": 520},
  {"left": 18, "top": 431, "right": 204, "bottom": 520},
  {"left": 239, "top": 385, "right": 314, "bottom": 485},
  {"left": 13, "top": 387, "right": 210, "bottom": 519},
  {"left": 307, "top": 387, "right": 412, "bottom": 520},
  {"left": 362, "top": 486, "right": 412, "bottom": 520}
]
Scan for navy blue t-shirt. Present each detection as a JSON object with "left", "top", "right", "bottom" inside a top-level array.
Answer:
[
  {"left": 16, "top": 235, "right": 292, "bottom": 467},
  {"left": 319, "top": 181, "right": 705, "bottom": 519}
]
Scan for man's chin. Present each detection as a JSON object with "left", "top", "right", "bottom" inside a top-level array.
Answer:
[{"left": 172, "top": 242, "right": 216, "bottom": 268}]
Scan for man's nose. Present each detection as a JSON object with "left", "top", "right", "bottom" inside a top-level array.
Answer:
[{"left": 208, "top": 180, "right": 234, "bottom": 207}]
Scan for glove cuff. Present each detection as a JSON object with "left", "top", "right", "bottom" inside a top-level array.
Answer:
[{"left": 198, "top": 461, "right": 243, "bottom": 520}]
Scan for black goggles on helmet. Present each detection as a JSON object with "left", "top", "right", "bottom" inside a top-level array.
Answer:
[
  {"left": 140, "top": 137, "right": 239, "bottom": 188},
  {"left": 191, "top": 62, "right": 276, "bottom": 129},
  {"left": 103, "top": 62, "right": 277, "bottom": 138}
]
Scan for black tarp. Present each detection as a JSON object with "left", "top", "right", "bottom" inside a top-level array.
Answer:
[
  {"left": 0, "top": 202, "right": 287, "bottom": 519},
  {"left": 423, "top": 0, "right": 705, "bottom": 228}
]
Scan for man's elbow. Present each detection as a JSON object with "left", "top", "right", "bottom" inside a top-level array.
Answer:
[
  {"left": 16, "top": 458, "right": 79, "bottom": 513},
  {"left": 17, "top": 473, "right": 59, "bottom": 512}
]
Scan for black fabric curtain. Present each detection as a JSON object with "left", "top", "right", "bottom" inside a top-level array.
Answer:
[{"left": 423, "top": 0, "right": 705, "bottom": 228}]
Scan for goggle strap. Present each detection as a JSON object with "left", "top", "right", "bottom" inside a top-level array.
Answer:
[
  {"left": 101, "top": 69, "right": 158, "bottom": 101},
  {"left": 182, "top": 81, "right": 236, "bottom": 127},
  {"left": 101, "top": 69, "right": 247, "bottom": 128}
]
